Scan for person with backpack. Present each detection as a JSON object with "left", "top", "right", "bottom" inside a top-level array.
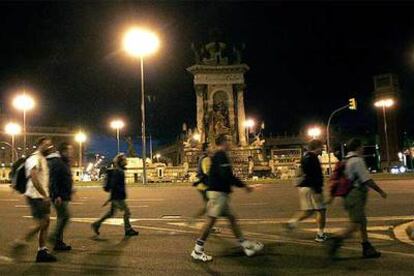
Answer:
[
  {"left": 284, "top": 139, "right": 328, "bottom": 242},
  {"left": 46, "top": 143, "right": 74, "bottom": 251},
  {"left": 328, "top": 138, "right": 387, "bottom": 259},
  {"left": 191, "top": 135, "right": 263, "bottom": 262},
  {"left": 91, "top": 153, "right": 138, "bottom": 237},
  {"left": 11, "top": 137, "right": 57, "bottom": 262},
  {"left": 189, "top": 143, "right": 211, "bottom": 223}
]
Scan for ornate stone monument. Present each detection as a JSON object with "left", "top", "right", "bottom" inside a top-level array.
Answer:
[
  {"left": 187, "top": 37, "right": 248, "bottom": 147},
  {"left": 185, "top": 32, "right": 265, "bottom": 177}
]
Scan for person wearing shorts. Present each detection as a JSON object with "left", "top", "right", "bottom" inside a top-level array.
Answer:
[
  {"left": 285, "top": 139, "right": 328, "bottom": 242},
  {"left": 12, "top": 137, "right": 57, "bottom": 263},
  {"left": 191, "top": 135, "right": 263, "bottom": 262},
  {"left": 328, "top": 138, "right": 387, "bottom": 259}
]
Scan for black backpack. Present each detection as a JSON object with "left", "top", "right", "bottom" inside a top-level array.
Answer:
[
  {"left": 103, "top": 168, "right": 114, "bottom": 192},
  {"left": 11, "top": 157, "right": 29, "bottom": 194}
]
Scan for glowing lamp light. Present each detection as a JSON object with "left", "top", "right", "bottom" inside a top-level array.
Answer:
[
  {"left": 155, "top": 153, "right": 161, "bottom": 159},
  {"left": 307, "top": 127, "right": 322, "bottom": 139},
  {"left": 374, "top": 98, "right": 394, "bottom": 108},
  {"left": 193, "top": 133, "right": 201, "bottom": 142},
  {"left": 5, "top": 122, "right": 22, "bottom": 136},
  {"left": 243, "top": 119, "right": 255, "bottom": 128},
  {"left": 123, "top": 28, "right": 160, "bottom": 57},
  {"left": 75, "top": 132, "right": 87, "bottom": 143},
  {"left": 12, "top": 94, "right": 35, "bottom": 111},
  {"left": 110, "top": 120, "right": 125, "bottom": 130}
]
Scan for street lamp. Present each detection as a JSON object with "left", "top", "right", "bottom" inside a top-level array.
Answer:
[
  {"left": 375, "top": 98, "right": 395, "bottom": 171},
  {"left": 155, "top": 153, "right": 161, "bottom": 162},
  {"left": 12, "top": 93, "right": 35, "bottom": 157},
  {"left": 123, "top": 27, "right": 160, "bottom": 185},
  {"left": 75, "top": 131, "right": 87, "bottom": 178},
  {"left": 4, "top": 122, "right": 21, "bottom": 162},
  {"left": 110, "top": 119, "right": 125, "bottom": 154},
  {"left": 243, "top": 119, "right": 255, "bottom": 144},
  {"left": 307, "top": 126, "right": 322, "bottom": 139}
]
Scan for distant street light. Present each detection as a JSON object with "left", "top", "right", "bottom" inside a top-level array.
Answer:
[
  {"left": 123, "top": 27, "right": 160, "bottom": 185},
  {"left": 5, "top": 122, "right": 21, "bottom": 162},
  {"left": 307, "top": 127, "right": 322, "bottom": 139},
  {"left": 12, "top": 93, "right": 35, "bottom": 157},
  {"left": 155, "top": 153, "right": 161, "bottom": 162},
  {"left": 375, "top": 98, "right": 395, "bottom": 171},
  {"left": 243, "top": 119, "right": 255, "bottom": 143},
  {"left": 75, "top": 131, "right": 87, "bottom": 177},
  {"left": 110, "top": 119, "right": 125, "bottom": 154}
]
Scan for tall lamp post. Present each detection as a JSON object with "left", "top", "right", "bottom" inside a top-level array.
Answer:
[
  {"left": 123, "top": 27, "right": 160, "bottom": 185},
  {"left": 4, "top": 122, "right": 21, "bottom": 162},
  {"left": 374, "top": 98, "right": 394, "bottom": 171},
  {"left": 75, "top": 131, "right": 87, "bottom": 178},
  {"left": 326, "top": 98, "right": 357, "bottom": 174},
  {"left": 110, "top": 119, "right": 125, "bottom": 154},
  {"left": 12, "top": 93, "right": 35, "bottom": 157}
]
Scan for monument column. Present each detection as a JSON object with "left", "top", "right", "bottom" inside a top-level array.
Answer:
[
  {"left": 195, "top": 85, "right": 205, "bottom": 142},
  {"left": 236, "top": 84, "right": 247, "bottom": 146}
]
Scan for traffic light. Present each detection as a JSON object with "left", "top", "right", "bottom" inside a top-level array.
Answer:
[{"left": 349, "top": 98, "right": 357, "bottom": 110}]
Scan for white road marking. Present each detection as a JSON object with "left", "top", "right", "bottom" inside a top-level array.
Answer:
[
  {"left": 393, "top": 222, "right": 414, "bottom": 245},
  {"left": 0, "top": 255, "right": 13, "bottom": 263},
  {"left": 0, "top": 199, "right": 18, "bottom": 202},
  {"left": 127, "top": 199, "right": 164, "bottom": 202},
  {"left": 240, "top": 203, "right": 268, "bottom": 206},
  {"left": 233, "top": 215, "right": 414, "bottom": 225},
  {"left": 128, "top": 205, "right": 149, "bottom": 208},
  {"left": 15, "top": 205, "right": 28, "bottom": 208}
]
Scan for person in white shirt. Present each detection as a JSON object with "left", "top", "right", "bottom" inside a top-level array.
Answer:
[{"left": 13, "top": 137, "right": 57, "bottom": 263}]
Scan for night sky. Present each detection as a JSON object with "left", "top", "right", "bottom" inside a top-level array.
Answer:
[{"left": 1, "top": 1, "right": 414, "bottom": 154}]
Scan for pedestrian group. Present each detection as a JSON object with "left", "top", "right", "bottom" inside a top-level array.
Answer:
[{"left": 9, "top": 133, "right": 400, "bottom": 264}]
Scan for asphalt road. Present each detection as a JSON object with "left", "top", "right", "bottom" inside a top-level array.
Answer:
[{"left": 1, "top": 179, "right": 414, "bottom": 275}]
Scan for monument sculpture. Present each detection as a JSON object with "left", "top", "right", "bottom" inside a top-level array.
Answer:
[{"left": 185, "top": 31, "right": 266, "bottom": 177}]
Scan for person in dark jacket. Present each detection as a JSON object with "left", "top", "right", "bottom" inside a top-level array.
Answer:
[
  {"left": 191, "top": 135, "right": 263, "bottom": 262},
  {"left": 47, "top": 142, "right": 74, "bottom": 251},
  {"left": 285, "top": 139, "right": 328, "bottom": 242},
  {"left": 91, "top": 154, "right": 138, "bottom": 237}
]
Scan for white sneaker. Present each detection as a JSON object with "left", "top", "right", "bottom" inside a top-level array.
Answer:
[
  {"left": 241, "top": 240, "right": 264, "bottom": 257},
  {"left": 191, "top": 250, "right": 213, "bottom": 262},
  {"left": 315, "top": 233, "right": 329, "bottom": 243}
]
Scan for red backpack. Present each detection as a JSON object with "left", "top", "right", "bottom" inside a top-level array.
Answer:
[{"left": 329, "top": 157, "right": 356, "bottom": 197}]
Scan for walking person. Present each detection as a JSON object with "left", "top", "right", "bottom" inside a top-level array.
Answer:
[
  {"left": 191, "top": 135, "right": 263, "bottom": 262},
  {"left": 91, "top": 153, "right": 139, "bottom": 237},
  {"left": 328, "top": 138, "right": 387, "bottom": 259},
  {"left": 47, "top": 142, "right": 74, "bottom": 251},
  {"left": 189, "top": 142, "right": 211, "bottom": 223},
  {"left": 285, "top": 139, "right": 328, "bottom": 242},
  {"left": 12, "top": 137, "right": 57, "bottom": 262},
  {"left": 189, "top": 143, "right": 220, "bottom": 233}
]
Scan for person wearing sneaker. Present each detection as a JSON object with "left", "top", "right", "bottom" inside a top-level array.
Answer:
[
  {"left": 285, "top": 139, "right": 328, "bottom": 243},
  {"left": 91, "top": 154, "right": 138, "bottom": 237},
  {"left": 47, "top": 142, "right": 74, "bottom": 251},
  {"left": 191, "top": 135, "right": 263, "bottom": 262},
  {"left": 13, "top": 137, "right": 57, "bottom": 263},
  {"left": 328, "top": 138, "right": 387, "bottom": 259}
]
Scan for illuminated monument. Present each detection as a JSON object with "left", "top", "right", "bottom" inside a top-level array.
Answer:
[
  {"left": 187, "top": 33, "right": 248, "bottom": 146},
  {"left": 184, "top": 31, "right": 265, "bottom": 176}
]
